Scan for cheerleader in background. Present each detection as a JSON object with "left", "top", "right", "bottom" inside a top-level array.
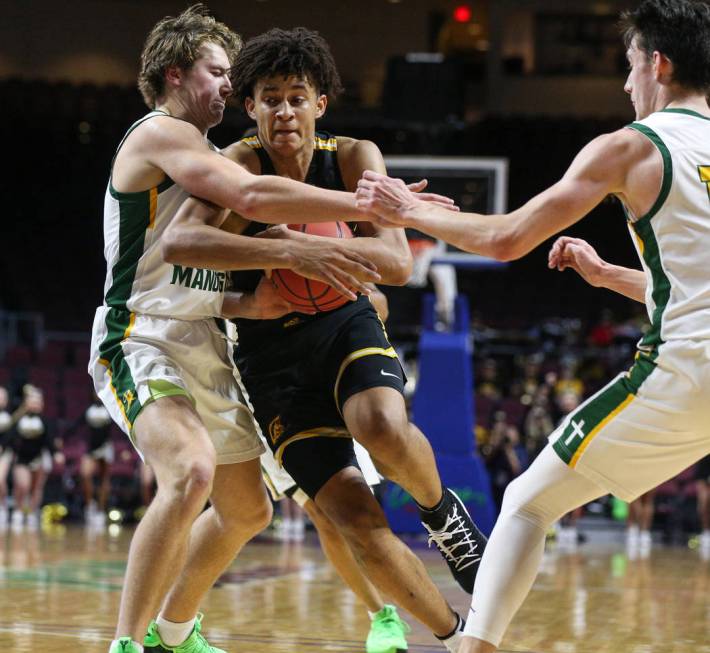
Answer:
[{"left": 9, "top": 388, "right": 63, "bottom": 530}]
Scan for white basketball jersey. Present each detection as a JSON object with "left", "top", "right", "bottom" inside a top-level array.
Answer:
[
  {"left": 626, "top": 109, "right": 710, "bottom": 347},
  {"left": 102, "top": 111, "right": 226, "bottom": 320}
]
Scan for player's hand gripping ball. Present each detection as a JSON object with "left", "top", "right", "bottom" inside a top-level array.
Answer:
[{"left": 271, "top": 222, "right": 354, "bottom": 312}]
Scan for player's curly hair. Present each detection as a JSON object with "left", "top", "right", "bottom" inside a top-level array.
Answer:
[
  {"left": 620, "top": 0, "right": 710, "bottom": 92},
  {"left": 231, "top": 27, "right": 343, "bottom": 105},
  {"left": 138, "top": 4, "right": 242, "bottom": 108}
]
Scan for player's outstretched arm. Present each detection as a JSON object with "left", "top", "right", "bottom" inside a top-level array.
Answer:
[
  {"left": 356, "top": 131, "right": 639, "bottom": 262},
  {"left": 144, "top": 117, "right": 371, "bottom": 224},
  {"left": 163, "top": 196, "right": 380, "bottom": 299},
  {"left": 548, "top": 236, "right": 647, "bottom": 303}
]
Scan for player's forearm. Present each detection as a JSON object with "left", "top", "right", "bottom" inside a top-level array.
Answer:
[
  {"left": 221, "top": 292, "right": 259, "bottom": 319},
  {"left": 403, "top": 174, "right": 607, "bottom": 262},
  {"left": 236, "top": 174, "right": 369, "bottom": 224},
  {"left": 178, "top": 153, "right": 367, "bottom": 224},
  {"left": 162, "top": 224, "right": 295, "bottom": 271},
  {"left": 405, "top": 203, "right": 505, "bottom": 259},
  {"left": 338, "top": 237, "right": 412, "bottom": 286},
  {"left": 596, "top": 263, "right": 647, "bottom": 303}
]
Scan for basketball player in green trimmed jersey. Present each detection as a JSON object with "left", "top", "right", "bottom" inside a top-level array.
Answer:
[
  {"left": 167, "top": 27, "right": 488, "bottom": 652},
  {"left": 356, "top": 1, "right": 710, "bottom": 650},
  {"left": 92, "top": 5, "right": 439, "bottom": 653}
]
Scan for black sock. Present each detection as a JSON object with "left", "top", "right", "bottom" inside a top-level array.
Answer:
[
  {"left": 417, "top": 484, "right": 452, "bottom": 530},
  {"left": 435, "top": 612, "right": 462, "bottom": 641}
]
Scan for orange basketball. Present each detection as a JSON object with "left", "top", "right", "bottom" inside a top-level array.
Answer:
[{"left": 271, "top": 222, "right": 354, "bottom": 312}]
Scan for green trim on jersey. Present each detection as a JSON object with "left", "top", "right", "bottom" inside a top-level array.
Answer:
[
  {"left": 553, "top": 353, "right": 656, "bottom": 465},
  {"left": 628, "top": 123, "right": 673, "bottom": 222},
  {"left": 106, "top": 113, "right": 176, "bottom": 308},
  {"left": 627, "top": 122, "right": 673, "bottom": 351},
  {"left": 660, "top": 108, "right": 710, "bottom": 121},
  {"left": 97, "top": 308, "right": 142, "bottom": 431},
  {"left": 105, "top": 188, "right": 153, "bottom": 308},
  {"left": 634, "top": 216, "right": 672, "bottom": 350}
]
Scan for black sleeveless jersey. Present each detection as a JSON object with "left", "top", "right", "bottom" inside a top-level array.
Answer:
[{"left": 231, "top": 131, "right": 366, "bottom": 354}]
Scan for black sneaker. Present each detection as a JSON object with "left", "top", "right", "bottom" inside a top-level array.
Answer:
[{"left": 422, "top": 489, "right": 487, "bottom": 594}]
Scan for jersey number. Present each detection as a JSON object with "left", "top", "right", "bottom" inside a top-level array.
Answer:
[{"left": 699, "top": 165, "right": 710, "bottom": 202}]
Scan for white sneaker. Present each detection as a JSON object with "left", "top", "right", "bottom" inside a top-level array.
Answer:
[
  {"left": 557, "top": 526, "right": 577, "bottom": 548},
  {"left": 700, "top": 531, "right": 710, "bottom": 549},
  {"left": 274, "top": 518, "right": 291, "bottom": 541},
  {"left": 11, "top": 510, "right": 24, "bottom": 531},
  {"left": 626, "top": 525, "right": 640, "bottom": 548},
  {"left": 289, "top": 519, "right": 305, "bottom": 542},
  {"left": 639, "top": 530, "right": 652, "bottom": 552},
  {"left": 84, "top": 500, "right": 98, "bottom": 523},
  {"left": 91, "top": 511, "right": 106, "bottom": 528},
  {"left": 26, "top": 512, "right": 39, "bottom": 531}
]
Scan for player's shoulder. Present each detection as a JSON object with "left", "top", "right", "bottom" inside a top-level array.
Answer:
[
  {"left": 581, "top": 128, "right": 655, "bottom": 168},
  {"left": 222, "top": 139, "right": 261, "bottom": 174},
  {"left": 606, "top": 126, "right": 656, "bottom": 153},
  {"left": 335, "top": 137, "right": 384, "bottom": 170},
  {"left": 124, "top": 113, "right": 203, "bottom": 153},
  {"left": 336, "top": 136, "right": 381, "bottom": 156}
]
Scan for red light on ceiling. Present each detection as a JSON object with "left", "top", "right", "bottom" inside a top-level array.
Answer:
[{"left": 453, "top": 5, "right": 472, "bottom": 22}]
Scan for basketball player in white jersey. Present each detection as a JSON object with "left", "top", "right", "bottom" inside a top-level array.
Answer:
[
  {"left": 91, "top": 5, "right": 416, "bottom": 653},
  {"left": 355, "top": 1, "right": 710, "bottom": 650}
]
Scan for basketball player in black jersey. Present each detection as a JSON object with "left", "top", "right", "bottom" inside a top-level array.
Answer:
[{"left": 168, "top": 28, "right": 487, "bottom": 651}]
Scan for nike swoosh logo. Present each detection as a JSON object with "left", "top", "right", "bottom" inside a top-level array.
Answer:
[{"left": 380, "top": 369, "right": 399, "bottom": 378}]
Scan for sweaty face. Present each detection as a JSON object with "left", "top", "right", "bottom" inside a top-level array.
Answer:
[
  {"left": 180, "top": 42, "right": 233, "bottom": 129},
  {"left": 247, "top": 75, "right": 326, "bottom": 155},
  {"left": 624, "top": 37, "right": 660, "bottom": 120}
]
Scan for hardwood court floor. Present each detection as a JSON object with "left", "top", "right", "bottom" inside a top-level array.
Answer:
[{"left": 0, "top": 524, "right": 709, "bottom": 652}]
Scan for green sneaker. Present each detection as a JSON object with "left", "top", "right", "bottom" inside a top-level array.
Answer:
[
  {"left": 109, "top": 638, "right": 142, "bottom": 653},
  {"left": 366, "top": 605, "right": 410, "bottom": 653},
  {"left": 144, "top": 614, "right": 226, "bottom": 652}
]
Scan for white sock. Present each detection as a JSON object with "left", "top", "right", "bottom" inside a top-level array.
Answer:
[
  {"left": 156, "top": 614, "right": 196, "bottom": 647},
  {"left": 368, "top": 610, "right": 379, "bottom": 621},
  {"left": 110, "top": 640, "right": 143, "bottom": 652}
]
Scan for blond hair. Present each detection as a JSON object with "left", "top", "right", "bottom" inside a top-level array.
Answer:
[{"left": 138, "top": 4, "right": 241, "bottom": 108}]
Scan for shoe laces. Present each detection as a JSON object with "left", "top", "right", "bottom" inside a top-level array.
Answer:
[
  {"left": 424, "top": 504, "right": 481, "bottom": 570},
  {"left": 175, "top": 614, "right": 215, "bottom": 653},
  {"left": 372, "top": 606, "right": 411, "bottom": 637},
  {"left": 115, "top": 639, "right": 137, "bottom": 653}
]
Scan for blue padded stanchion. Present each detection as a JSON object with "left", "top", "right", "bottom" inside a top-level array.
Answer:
[{"left": 383, "top": 294, "right": 497, "bottom": 535}]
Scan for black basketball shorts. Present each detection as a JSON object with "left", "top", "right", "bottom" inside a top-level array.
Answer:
[{"left": 236, "top": 299, "right": 405, "bottom": 497}]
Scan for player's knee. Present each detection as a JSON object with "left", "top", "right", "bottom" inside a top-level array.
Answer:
[
  {"left": 220, "top": 489, "right": 273, "bottom": 538},
  {"left": 183, "top": 459, "right": 215, "bottom": 498},
  {"left": 164, "top": 455, "right": 215, "bottom": 508},
  {"left": 500, "top": 476, "right": 552, "bottom": 530},
  {"left": 241, "top": 494, "right": 273, "bottom": 534},
  {"left": 332, "top": 502, "right": 388, "bottom": 552},
  {"left": 353, "top": 405, "right": 408, "bottom": 454}
]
